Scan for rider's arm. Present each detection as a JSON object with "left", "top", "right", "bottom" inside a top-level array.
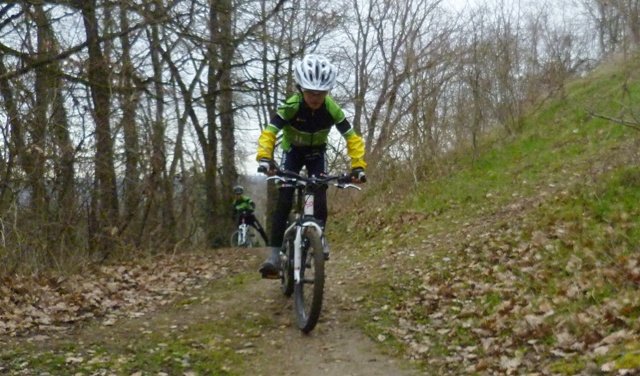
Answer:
[
  {"left": 256, "top": 95, "right": 300, "bottom": 161},
  {"left": 326, "top": 96, "right": 367, "bottom": 170},
  {"left": 341, "top": 127, "right": 366, "bottom": 170},
  {"left": 257, "top": 125, "right": 279, "bottom": 161}
]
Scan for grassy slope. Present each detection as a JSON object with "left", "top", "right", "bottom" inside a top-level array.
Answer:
[{"left": 330, "top": 54, "right": 640, "bottom": 374}]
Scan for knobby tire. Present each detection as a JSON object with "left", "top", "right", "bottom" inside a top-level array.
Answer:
[
  {"left": 294, "top": 228, "right": 324, "bottom": 333},
  {"left": 230, "top": 229, "right": 253, "bottom": 248},
  {"left": 230, "top": 231, "right": 241, "bottom": 247},
  {"left": 281, "top": 239, "right": 294, "bottom": 297}
]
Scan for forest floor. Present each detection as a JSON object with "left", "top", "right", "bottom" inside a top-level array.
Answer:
[{"left": 0, "top": 247, "right": 421, "bottom": 375}]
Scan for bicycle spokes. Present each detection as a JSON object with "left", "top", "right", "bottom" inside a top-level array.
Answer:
[{"left": 294, "top": 233, "right": 325, "bottom": 333}]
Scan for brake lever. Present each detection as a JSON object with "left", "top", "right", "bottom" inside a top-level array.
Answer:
[{"left": 334, "top": 182, "right": 362, "bottom": 190}]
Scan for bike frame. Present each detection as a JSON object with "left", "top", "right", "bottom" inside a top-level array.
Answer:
[{"left": 269, "top": 171, "right": 358, "bottom": 282}]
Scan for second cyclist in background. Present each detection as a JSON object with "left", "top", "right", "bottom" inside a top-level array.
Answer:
[{"left": 232, "top": 185, "right": 268, "bottom": 245}]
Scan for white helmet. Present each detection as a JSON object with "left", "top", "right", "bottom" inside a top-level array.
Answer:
[{"left": 294, "top": 54, "right": 337, "bottom": 91}]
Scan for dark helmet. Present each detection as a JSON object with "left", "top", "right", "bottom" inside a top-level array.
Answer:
[{"left": 233, "top": 185, "right": 244, "bottom": 195}]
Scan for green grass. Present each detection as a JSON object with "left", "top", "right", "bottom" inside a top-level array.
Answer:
[
  {"left": 332, "top": 53, "right": 640, "bottom": 374},
  {"left": 2, "top": 324, "right": 246, "bottom": 375}
]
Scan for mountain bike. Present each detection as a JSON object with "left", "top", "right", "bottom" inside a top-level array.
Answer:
[
  {"left": 262, "top": 167, "right": 361, "bottom": 333},
  {"left": 230, "top": 211, "right": 255, "bottom": 247}
]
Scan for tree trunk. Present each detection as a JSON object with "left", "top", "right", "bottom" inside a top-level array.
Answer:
[
  {"left": 32, "top": 5, "right": 51, "bottom": 224},
  {"left": 80, "top": 0, "right": 119, "bottom": 255},
  {"left": 34, "top": 5, "right": 78, "bottom": 248},
  {"left": 0, "top": 60, "right": 23, "bottom": 214},
  {"left": 148, "top": 1, "right": 176, "bottom": 248},
  {"left": 204, "top": 0, "right": 221, "bottom": 247},
  {"left": 217, "top": 0, "right": 238, "bottom": 240},
  {"left": 118, "top": 2, "right": 142, "bottom": 242}
]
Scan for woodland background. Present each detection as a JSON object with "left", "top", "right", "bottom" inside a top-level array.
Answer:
[{"left": 0, "top": 0, "right": 638, "bottom": 274}]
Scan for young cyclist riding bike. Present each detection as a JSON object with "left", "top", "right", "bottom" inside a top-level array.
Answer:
[{"left": 256, "top": 54, "right": 367, "bottom": 278}]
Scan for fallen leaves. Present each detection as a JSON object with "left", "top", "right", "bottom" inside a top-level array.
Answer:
[
  {"left": 344, "top": 189, "right": 640, "bottom": 375},
  {"left": 0, "top": 251, "right": 257, "bottom": 339}
]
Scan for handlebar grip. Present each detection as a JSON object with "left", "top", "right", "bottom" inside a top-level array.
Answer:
[
  {"left": 354, "top": 170, "right": 367, "bottom": 183},
  {"left": 257, "top": 165, "right": 267, "bottom": 174}
]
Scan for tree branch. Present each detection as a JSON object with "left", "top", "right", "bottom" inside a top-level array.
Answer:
[
  {"left": 587, "top": 110, "right": 640, "bottom": 132},
  {"left": 0, "top": 20, "right": 147, "bottom": 81}
]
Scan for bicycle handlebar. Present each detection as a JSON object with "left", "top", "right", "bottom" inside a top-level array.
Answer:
[{"left": 261, "top": 166, "right": 361, "bottom": 190}]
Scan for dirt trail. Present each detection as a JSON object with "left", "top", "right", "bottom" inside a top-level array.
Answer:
[
  {"left": 246, "top": 272, "right": 417, "bottom": 375},
  {"left": 2, "top": 247, "right": 419, "bottom": 375},
  {"left": 209, "top": 248, "right": 419, "bottom": 376}
]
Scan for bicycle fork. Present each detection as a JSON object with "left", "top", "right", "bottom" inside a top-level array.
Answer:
[
  {"left": 293, "top": 222, "right": 323, "bottom": 283},
  {"left": 239, "top": 223, "right": 247, "bottom": 245}
]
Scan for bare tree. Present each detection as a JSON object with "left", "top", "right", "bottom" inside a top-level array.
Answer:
[
  {"left": 215, "top": 0, "right": 238, "bottom": 239},
  {"left": 575, "top": 0, "right": 640, "bottom": 55},
  {"left": 458, "top": 7, "right": 493, "bottom": 158},
  {"left": 117, "top": 1, "right": 142, "bottom": 241},
  {"left": 342, "top": 0, "right": 447, "bottom": 167},
  {"left": 140, "top": 0, "right": 177, "bottom": 248},
  {"left": 33, "top": 4, "right": 77, "bottom": 250},
  {"left": 75, "top": 0, "right": 119, "bottom": 255},
  {"left": 30, "top": 4, "right": 51, "bottom": 223}
]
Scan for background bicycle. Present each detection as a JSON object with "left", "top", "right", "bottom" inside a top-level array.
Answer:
[
  {"left": 230, "top": 211, "right": 253, "bottom": 247},
  {"left": 230, "top": 210, "right": 268, "bottom": 247}
]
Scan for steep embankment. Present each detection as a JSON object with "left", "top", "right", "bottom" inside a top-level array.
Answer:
[{"left": 329, "top": 55, "right": 640, "bottom": 374}]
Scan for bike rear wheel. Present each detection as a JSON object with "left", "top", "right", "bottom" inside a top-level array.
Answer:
[{"left": 293, "top": 228, "right": 324, "bottom": 333}]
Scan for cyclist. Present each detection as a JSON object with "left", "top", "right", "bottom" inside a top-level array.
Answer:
[
  {"left": 232, "top": 185, "right": 268, "bottom": 244},
  {"left": 256, "top": 54, "right": 367, "bottom": 278}
]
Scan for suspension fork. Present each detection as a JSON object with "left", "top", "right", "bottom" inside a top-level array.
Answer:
[
  {"left": 239, "top": 217, "right": 247, "bottom": 244},
  {"left": 292, "top": 183, "right": 324, "bottom": 283},
  {"left": 293, "top": 221, "right": 324, "bottom": 283}
]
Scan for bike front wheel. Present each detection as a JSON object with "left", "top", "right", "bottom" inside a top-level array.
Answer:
[
  {"left": 293, "top": 228, "right": 325, "bottom": 333},
  {"left": 230, "top": 231, "right": 241, "bottom": 247},
  {"left": 230, "top": 230, "right": 252, "bottom": 247},
  {"left": 281, "top": 239, "right": 294, "bottom": 297},
  {"left": 244, "top": 228, "right": 255, "bottom": 248}
]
